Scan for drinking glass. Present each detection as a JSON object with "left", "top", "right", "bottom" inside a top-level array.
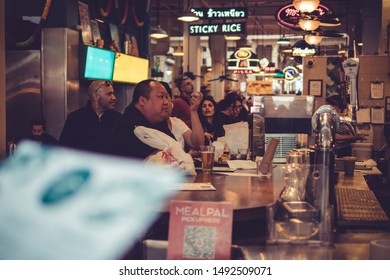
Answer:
[{"left": 200, "top": 145, "right": 215, "bottom": 172}]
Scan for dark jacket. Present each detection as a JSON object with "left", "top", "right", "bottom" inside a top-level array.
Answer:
[
  {"left": 104, "top": 104, "right": 176, "bottom": 159},
  {"left": 59, "top": 102, "right": 122, "bottom": 153}
]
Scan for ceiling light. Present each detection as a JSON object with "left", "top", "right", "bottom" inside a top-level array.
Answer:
[
  {"left": 293, "top": 0, "right": 320, "bottom": 13},
  {"left": 299, "top": 19, "right": 320, "bottom": 31},
  {"left": 178, "top": 10, "right": 199, "bottom": 22},
  {"left": 304, "top": 34, "right": 322, "bottom": 44},
  {"left": 338, "top": 48, "right": 348, "bottom": 54},
  {"left": 150, "top": 25, "right": 168, "bottom": 39},
  {"left": 239, "top": 43, "right": 252, "bottom": 50},
  {"left": 225, "top": 35, "right": 241, "bottom": 41},
  {"left": 172, "top": 46, "right": 184, "bottom": 56},
  {"left": 277, "top": 35, "right": 290, "bottom": 45}
]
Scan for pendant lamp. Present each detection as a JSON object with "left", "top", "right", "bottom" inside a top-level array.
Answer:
[
  {"left": 178, "top": 0, "right": 199, "bottom": 22},
  {"left": 293, "top": 0, "right": 320, "bottom": 13},
  {"left": 151, "top": 0, "right": 168, "bottom": 39}
]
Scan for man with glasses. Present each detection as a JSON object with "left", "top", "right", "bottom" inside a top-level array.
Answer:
[
  {"left": 172, "top": 76, "right": 197, "bottom": 128},
  {"left": 219, "top": 92, "right": 248, "bottom": 125},
  {"left": 59, "top": 80, "right": 122, "bottom": 153},
  {"left": 105, "top": 79, "right": 177, "bottom": 159}
]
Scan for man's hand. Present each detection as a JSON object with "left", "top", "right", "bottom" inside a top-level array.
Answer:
[{"left": 190, "top": 91, "right": 203, "bottom": 111}]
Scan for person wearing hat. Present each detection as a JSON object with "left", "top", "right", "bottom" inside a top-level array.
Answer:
[
  {"left": 59, "top": 80, "right": 122, "bottom": 153},
  {"left": 325, "top": 93, "right": 364, "bottom": 157}
]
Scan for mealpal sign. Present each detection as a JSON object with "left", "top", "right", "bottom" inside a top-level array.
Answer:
[
  {"left": 189, "top": 23, "right": 246, "bottom": 36},
  {"left": 191, "top": 7, "right": 248, "bottom": 19}
]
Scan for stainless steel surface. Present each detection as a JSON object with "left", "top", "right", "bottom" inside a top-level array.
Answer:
[
  {"left": 312, "top": 105, "right": 339, "bottom": 149},
  {"left": 5, "top": 50, "right": 41, "bottom": 142},
  {"left": 240, "top": 231, "right": 390, "bottom": 260},
  {"left": 311, "top": 105, "right": 340, "bottom": 242},
  {"left": 42, "top": 28, "right": 80, "bottom": 140}
]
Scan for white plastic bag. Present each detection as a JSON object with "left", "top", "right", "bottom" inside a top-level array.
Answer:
[{"left": 134, "top": 126, "right": 196, "bottom": 175}]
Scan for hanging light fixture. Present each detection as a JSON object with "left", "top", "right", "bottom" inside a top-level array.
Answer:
[
  {"left": 239, "top": 42, "right": 252, "bottom": 50},
  {"left": 173, "top": 7, "right": 184, "bottom": 56},
  {"left": 277, "top": 35, "right": 291, "bottom": 45},
  {"left": 304, "top": 34, "right": 322, "bottom": 44},
  {"left": 173, "top": 45, "right": 184, "bottom": 56},
  {"left": 225, "top": 35, "right": 241, "bottom": 41},
  {"left": 151, "top": 25, "right": 168, "bottom": 39},
  {"left": 151, "top": 0, "right": 168, "bottom": 39},
  {"left": 178, "top": 0, "right": 199, "bottom": 22},
  {"left": 293, "top": 0, "right": 320, "bottom": 13},
  {"left": 298, "top": 19, "right": 320, "bottom": 31}
]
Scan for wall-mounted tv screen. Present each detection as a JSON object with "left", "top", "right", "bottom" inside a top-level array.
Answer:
[
  {"left": 80, "top": 46, "right": 115, "bottom": 80},
  {"left": 113, "top": 53, "right": 149, "bottom": 84}
]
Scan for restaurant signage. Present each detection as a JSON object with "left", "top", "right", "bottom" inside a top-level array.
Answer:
[
  {"left": 275, "top": 3, "right": 332, "bottom": 31},
  {"left": 292, "top": 40, "right": 316, "bottom": 64},
  {"left": 189, "top": 23, "right": 246, "bottom": 36},
  {"left": 227, "top": 49, "right": 260, "bottom": 71},
  {"left": 260, "top": 58, "right": 269, "bottom": 68},
  {"left": 191, "top": 7, "right": 248, "bottom": 20},
  {"left": 283, "top": 66, "right": 299, "bottom": 81}
]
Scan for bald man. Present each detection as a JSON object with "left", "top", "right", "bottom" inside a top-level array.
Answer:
[
  {"left": 59, "top": 80, "right": 122, "bottom": 153},
  {"left": 105, "top": 79, "right": 176, "bottom": 159}
]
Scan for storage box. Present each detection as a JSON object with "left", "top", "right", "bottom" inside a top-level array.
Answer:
[{"left": 351, "top": 143, "right": 373, "bottom": 160}]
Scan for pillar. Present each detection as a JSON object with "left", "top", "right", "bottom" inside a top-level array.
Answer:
[{"left": 208, "top": 35, "right": 226, "bottom": 101}]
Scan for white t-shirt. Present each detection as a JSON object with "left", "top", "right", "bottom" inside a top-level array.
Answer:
[{"left": 170, "top": 117, "right": 190, "bottom": 149}]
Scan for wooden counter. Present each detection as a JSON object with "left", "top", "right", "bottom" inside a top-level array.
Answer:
[
  {"left": 152, "top": 166, "right": 286, "bottom": 240},
  {"left": 145, "top": 164, "right": 390, "bottom": 259}
]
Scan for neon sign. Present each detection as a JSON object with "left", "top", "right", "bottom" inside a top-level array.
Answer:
[
  {"left": 191, "top": 7, "right": 248, "bottom": 19},
  {"left": 275, "top": 3, "right": 332, "bottom": 31},
  {"left": 189, "top": 23, "right": 246, "bottom": 36}
]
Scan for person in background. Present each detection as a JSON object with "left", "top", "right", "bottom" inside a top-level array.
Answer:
[
  {"left": 59, "top": 80, "right": 122, "bottom": 153},
  {"left": 160, "top": 81, "right": 204, "bottom": 151},
  {"left": 198, "top": 95, "right": 225, "bottom": 144},
  {"left": 104, "top": 79, "right": 175, "bottom": 159},
  {"left": 325, "top": 94, "right": 364, "bottom": 158},
  {"left": 219, "top": 91, "right": 248, "bottom": 125},
  {"left": 172, "top": 76, "right": 196, "bottom": 128},
  {"left": 30, "top": 119, "right": 58, "bottom": 145}
]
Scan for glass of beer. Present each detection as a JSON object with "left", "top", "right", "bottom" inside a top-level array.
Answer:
[{"left": 200, "top": 145, "right": 215, "bottom": 172}]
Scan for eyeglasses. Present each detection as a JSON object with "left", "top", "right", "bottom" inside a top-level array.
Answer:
[
  {"left": 231, "top": 105, "right": 243, "bottom": 110},
  {"left": 94, "top": 80, "right": 113, "bottom": 93}
]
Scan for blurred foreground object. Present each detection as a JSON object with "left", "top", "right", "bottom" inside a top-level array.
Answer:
[{"left": 0, "top": 141, "right": 183, "bottom": 260}]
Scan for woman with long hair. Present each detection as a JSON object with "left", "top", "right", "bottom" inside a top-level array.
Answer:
[{"left": 198, "top": 95, "right": 225, "bottom": 144}]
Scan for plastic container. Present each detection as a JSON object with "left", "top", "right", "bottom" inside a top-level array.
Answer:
[{"left": 351, "top": 143, "right": 373, "bottom": 160}]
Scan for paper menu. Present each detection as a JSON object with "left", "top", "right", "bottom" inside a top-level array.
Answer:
[
  {"left": 0, "top": 141, "right": 184, "bottom": 259},
  {"left": 356, "top": 107, "right": 370, "bottom": 123}
]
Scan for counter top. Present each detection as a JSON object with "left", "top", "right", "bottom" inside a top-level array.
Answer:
[{"left": 239, "top": 231, "right": 390, "bottom": 260}]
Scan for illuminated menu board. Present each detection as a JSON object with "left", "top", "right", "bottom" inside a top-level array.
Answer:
[{"left": 113, "top": 54, "right": 149, "bottom": 84}]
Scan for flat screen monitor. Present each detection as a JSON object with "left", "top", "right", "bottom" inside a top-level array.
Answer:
[
  {"left": 113, "top": 54, "right": 149, "bottom": 84},
  {"left": 80, "top": 46, "right": 115, "bottom": 80}
]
